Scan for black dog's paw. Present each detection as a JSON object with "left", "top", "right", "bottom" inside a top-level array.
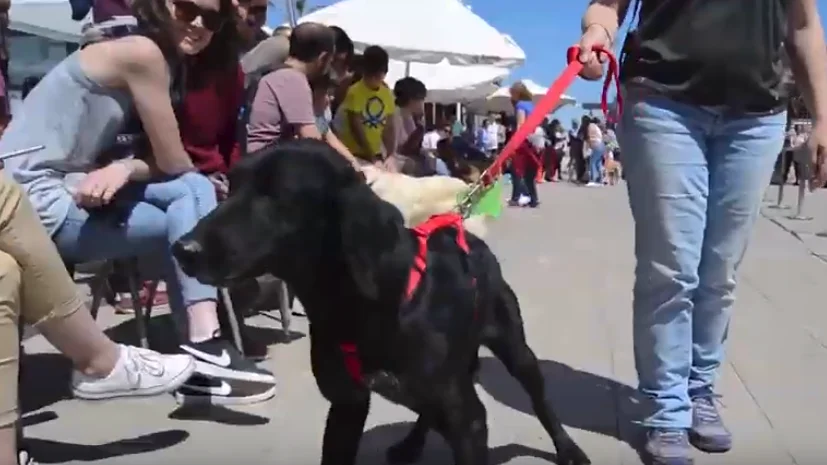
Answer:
[
  {"left": 386, "top": 437, "right": 425, "bottom": 464},
  {"left": 555, "top": 442, "right": 591, "bottom": 465}
]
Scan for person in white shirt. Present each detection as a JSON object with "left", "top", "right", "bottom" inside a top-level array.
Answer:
[
  {"left": 586, "top": 118, "right": 606, "bottom": 186},
  {"left": 422, "top": 125, "right": 443, "bottom": 156},
  {"left": 485, "top": 117, "right": 500, "bottom": 155}
]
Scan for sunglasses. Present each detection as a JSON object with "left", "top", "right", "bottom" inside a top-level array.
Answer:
[{"left": 172, "top": 0, "right": 225, "bottom": 32}]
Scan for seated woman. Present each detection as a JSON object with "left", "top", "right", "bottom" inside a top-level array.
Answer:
[{"left": 0, "top": 0, "right": 275, "bottom": 406}]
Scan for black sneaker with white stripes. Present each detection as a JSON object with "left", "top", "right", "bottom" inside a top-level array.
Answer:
[{"left": 177, "top": 336, "right": 276, "bottom": 405}]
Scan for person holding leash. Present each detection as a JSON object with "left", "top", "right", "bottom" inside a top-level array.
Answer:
[{"left": 577, "top": 0, "right": 827, "bottom": 464}]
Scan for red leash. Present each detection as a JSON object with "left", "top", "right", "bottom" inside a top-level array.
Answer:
[{"left": 484, "top": 46, "right": 622, "bottom": 182}]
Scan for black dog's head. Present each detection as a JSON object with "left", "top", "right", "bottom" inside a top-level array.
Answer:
[{"left": 173, "top": 139, "right": 405, "bottom": 299}]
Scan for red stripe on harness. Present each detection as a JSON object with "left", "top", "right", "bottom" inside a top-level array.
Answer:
[
  {"left": 340, "top": 213, "right": 470, "bottom": 385},
  {"left": 405, "top": 213, "right": 469, "bottom": 301}
]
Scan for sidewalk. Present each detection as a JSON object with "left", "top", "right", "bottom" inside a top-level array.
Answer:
[
  {"left": 761, "top": 182, "right": 827, "bottom": 262},
  {"left": 19, "top": 181, "right": 827, "bottom": 465}
]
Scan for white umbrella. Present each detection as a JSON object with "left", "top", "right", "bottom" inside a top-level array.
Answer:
[
  {"left": 9, "top": 0, "right": 86, "bottom": 43},
  {"left": 298, "top": 0, "right": 525, "bottom": 67},
  {"left": 469, "top": 79, "right": 577, "bottom": 115},
  {"left": 385, "top": 58, "right": 509, "bottom": 104}
]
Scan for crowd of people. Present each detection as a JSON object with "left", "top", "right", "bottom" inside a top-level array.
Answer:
[{"left": 473, "top": 111, "right": 622, "bottom": 208}]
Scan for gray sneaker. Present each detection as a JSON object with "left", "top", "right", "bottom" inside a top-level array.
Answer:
[
  {"left": 644, "top": 428, "right": 694, "bottom": 465},
  {"left": 689, "top": 396, "right": 732, "bottom": 453}
]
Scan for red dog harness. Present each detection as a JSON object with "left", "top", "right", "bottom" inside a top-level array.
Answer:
[{"left": 341, "top": 213, "right": 470, "bottom": 384}]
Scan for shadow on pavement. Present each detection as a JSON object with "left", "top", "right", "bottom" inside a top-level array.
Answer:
[
  {"left": 478, "top": 357, "right": 646, "bottom": 453},
  {"left": 104, "top": 314, "right": 305, "bottom": 354},
  {"left": 21, "top": 429, "right": 189, "bottom": 463},
  {"left": 359, "top": 421, "right": 557, "bottom": 464},
  {"left": 21, "top": 353, "right": 72, "bottom": 414},
  {"left": 168, "top": 404, "right": 270, "bottom": 426},
  {"left": 356, "top": 357, "right": 647, "bottom": 464}
]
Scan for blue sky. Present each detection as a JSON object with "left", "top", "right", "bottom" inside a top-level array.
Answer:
[{"left": 269, "top": 0, "right": 827, "bottom": 129}]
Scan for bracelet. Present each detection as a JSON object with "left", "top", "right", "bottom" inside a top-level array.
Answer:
[{"left": 584, "top": 23, "right": 614, "bottom": 46}]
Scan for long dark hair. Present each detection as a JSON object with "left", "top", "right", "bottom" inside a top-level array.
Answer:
[
  {"left": 131, "top": 0, "right": 179, "bottom": 59},
  {"left": 186, "top": 0, "right": 241, "bottom": 89}
]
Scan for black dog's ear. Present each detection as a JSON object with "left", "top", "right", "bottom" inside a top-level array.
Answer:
[{"left": 338, "top": 182, "right": 402, "bottom": 300}]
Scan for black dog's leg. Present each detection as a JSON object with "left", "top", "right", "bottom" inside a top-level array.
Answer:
[
  {"left": 484, "top": 284, "right": 591, "bottom": 465},
  {"left": 386, "top": 416, "right": 428, "bottom": 464},
  {"left": 438, "top": 381, "right": 489, "bottom": 465},
  {"left": 321, "top": 399, "right": 370, "bottom": 465},
  {"left": 310, "top": 327, "right": 371, "bottom": 465},
  {"left": 386, "top": 354, "right": 482, "bottom": 464}
]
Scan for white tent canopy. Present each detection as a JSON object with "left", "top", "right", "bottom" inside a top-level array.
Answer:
[
  {"left": 468, "top": 79, "right": 576, "bottom": 115},
  {"left": 299, "top": 0, "right": 525, "bottom": 67},
  {"left": 9, "top": 0, "right": 86, "bottom": 43},
  {"left": 386, "top": 59, "right": 509, "bottom": 104}
]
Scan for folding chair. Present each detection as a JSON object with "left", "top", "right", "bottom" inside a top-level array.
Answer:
[{"left": 79, "top": 258, "right": 246, "bottom": 353}]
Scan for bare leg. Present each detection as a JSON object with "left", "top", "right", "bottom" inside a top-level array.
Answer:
[{"left": 186, "top": 301, "right": 220, "bottom": 343}]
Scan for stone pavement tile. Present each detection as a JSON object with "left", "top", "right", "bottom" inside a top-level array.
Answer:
[
  {"left": 744, "top": 218, "right": 827, "bottom": 350},
  {"left": 487, "top": 186, "right": 625, "bottom": 464},
  {"left": 761, "top": 186, "right": 827, "bottom": 258}
]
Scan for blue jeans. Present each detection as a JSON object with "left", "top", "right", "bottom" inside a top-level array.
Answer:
[
  {"left": 53, "top": 172, "right": 218, "bottom": 334},
  {"left": 618, "top": 90, "right": 785, "bottom": 428},
  {"left": 589, "top": 144, "right": 605, "bottom": 183}
]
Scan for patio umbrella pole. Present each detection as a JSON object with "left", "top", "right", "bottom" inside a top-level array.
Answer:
[{"left": 285, "top": 0, "right": 297, "bottom": 26}]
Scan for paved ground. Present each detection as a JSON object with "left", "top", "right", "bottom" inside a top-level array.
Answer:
[{"left": 19, "top": 181, "right": 827, "bottom": 465}]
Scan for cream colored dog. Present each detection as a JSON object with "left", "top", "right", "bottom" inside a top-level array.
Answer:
[{"left": 361, "top": 166, "right": 488, "bottom": 238}]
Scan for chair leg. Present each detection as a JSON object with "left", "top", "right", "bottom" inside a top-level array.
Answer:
[
  {"left": 124, "top": 260, "right": 149, "bottom": 349},
  {"left": 89, "top": 261, "right": 114, "bottom": 320},
  {"left": 143, "top": 280, "right": 159, "bottom": 320},
  {"left": 277, "top": 280, "right": 291, "bottom": 336},
  {"left": 219, "top": 288, "right": 244, "bottom": 356}
]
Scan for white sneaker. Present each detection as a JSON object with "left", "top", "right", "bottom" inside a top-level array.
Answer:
[
  {"left": 18, "top": 449, "right": 35, "bottom": 465},
  {"left": 586, "top": 182, "right": 602, "bottom": 187},
  {"left": 518, "top": 195, "right": 531, "bottom": 206},
  {"left": 72, "top": 345, "right": 196, "bottom": 400}
]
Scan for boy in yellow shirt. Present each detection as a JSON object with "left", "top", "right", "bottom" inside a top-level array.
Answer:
[{"left": 339, "top": 45, "right": 397, "bottom": 164}]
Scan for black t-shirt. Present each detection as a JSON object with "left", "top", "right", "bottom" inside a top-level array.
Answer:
[{"left": 620, "top": 0, "right": 791, "bottom": 114}]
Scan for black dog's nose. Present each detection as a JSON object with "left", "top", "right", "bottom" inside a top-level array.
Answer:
[{"left": 173, "top": 239, "right": 203, "bottom": 273}]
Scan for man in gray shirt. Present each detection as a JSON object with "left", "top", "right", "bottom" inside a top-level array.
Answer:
[{"left": 241, "top": 26, "right": 291, "bottom": 78}]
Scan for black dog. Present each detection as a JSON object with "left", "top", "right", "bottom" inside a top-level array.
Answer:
[{"left": 173, "top": 139, "right": 590, "bottom": 465}]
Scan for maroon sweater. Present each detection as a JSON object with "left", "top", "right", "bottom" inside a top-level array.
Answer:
[{"left": 179, "top": 64, "right": 245, "bottom": 174}]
